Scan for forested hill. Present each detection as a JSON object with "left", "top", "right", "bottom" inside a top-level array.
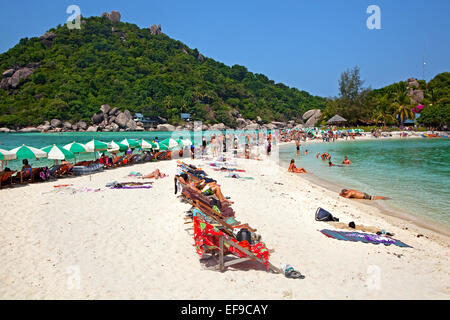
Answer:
[{"left": 0, "top": 14, "right": 326, "bottom": 128}]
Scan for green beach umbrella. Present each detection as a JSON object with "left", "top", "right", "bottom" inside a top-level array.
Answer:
[
  {"left": 120, "top": 138, "right": 140, "bottom": 148},
  {"left": 85, "top": 139, "right": 109, "bottom": 152},
  {"left": 107, "top": 140, "right": 128, "bottom": 152},
  {"left": 63, "top": 142, "right": 88, "bottom": 153},
  {"left": 159, "top": 138, "right": 179, "bottom": 150},
  {"left": 0, "top": 148, "right": 16, "bottom": 161},
  {"left": 139, "top": 139, "right": 159, "bottom": 150},
  {"left": 10, "top": 144, "right": 47, "bottom": 160},
  {"left": 41, "top": 144, "right": 75, "bottom": 160}
]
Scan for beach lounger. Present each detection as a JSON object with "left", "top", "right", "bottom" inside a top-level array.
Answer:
[
  {"left": 0, "top": 170, "right": 17, "bottom": 188},
  {"left": 193, "top": 216, "right": 280, "bottom": 274}
]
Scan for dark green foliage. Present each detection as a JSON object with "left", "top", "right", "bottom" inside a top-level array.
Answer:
[{"left": 0, "top": 16, "right": 326, "bottom": 127}]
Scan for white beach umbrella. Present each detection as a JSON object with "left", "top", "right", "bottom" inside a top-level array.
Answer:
[
  {"left": 9, "top": 144, "right": 47, "bottom": 160},
  {"left": 41, "top": 145, "right": 75, "bottom": 160},
  {"left": 0, "top": 148, "right": 16, "bottom": 161}
]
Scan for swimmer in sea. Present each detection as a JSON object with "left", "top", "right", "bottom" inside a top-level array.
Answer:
[
  {"left": 288, "top": 159, "right": 307, "bottom": 173},
  {"left": 316, "top": 152, "right": 321, "bottom": 159},
  {"left": 339, "top": 189, "right": 389, "bottom": 200},
  {"left": 321, "top": 152, "right": 330, "bottom": 160},
  {"left": 342, "top": 156, "right": 351, "bottom": 165}
]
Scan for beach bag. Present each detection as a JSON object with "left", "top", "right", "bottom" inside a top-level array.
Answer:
[{"left": 315, "top": 207, "right": 339, "bottom": 222}]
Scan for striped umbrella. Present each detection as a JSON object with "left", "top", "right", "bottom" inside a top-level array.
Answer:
[
  {"left": 159, "top": 138, "right": 180, "bottom": 150},
  {"left": 0, "top": 148, "right": 16, "bottom": 161},
  {"left": 108, "top": 141, "right": 128, "bottom": 152},
  {"left": 139, "top": 139, "right": 159, "bottom": 150},
  {"left": 9, "top": 144, "right": 47, "bottom": 160},
  {"left": 181, "top": 139, "right": 193, "bottom": 147},
  {"left": 85, "top": 139, "right": 109, "bottom": 152},
  {"left": 120, "top": 138, "right": 140, "bottom": 148},
  {"left": 63, "top": 142, "right": 88, "bottom": 153},
  {"left": 41, "top": 144, "right": 75, "bottom": 160}
]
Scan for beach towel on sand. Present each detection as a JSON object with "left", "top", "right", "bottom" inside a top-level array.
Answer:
[{"left": 320, "top": 229, "right": 412, "bottom": 248}]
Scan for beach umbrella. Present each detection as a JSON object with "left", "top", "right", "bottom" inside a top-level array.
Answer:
[
  {"left": 63, "top": 142, "right": 88, "bottom": 153},
  {"left": 9, "top": 144, "right": 47, "bottom": 160},
  {"left": 85, "top": 139, "right": 109, "bottom": 152},
  {"left": 41, "top": 145, "right": 75, "bottom": 160},
  {"left": 159, "top": 138, "right": 179, "bottom": 150},
  {"left": 120, "top": 138, "right": 140, "bottom": 148},
  {"left": 107, "top": 141, "right": 128, "bottom": 152},
  {"left": 181, "top": 138, "right": 192, "bottom": 147},
  {"left": 0, "top": 148, "right": 16, "bottom": 161},
  {"left": 139, "top": 139, "right": 159, "bottom": 150}
]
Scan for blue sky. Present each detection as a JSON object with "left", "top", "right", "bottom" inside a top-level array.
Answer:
[{"left": 0, "top": 0, "right": 449, "bottom": 97}]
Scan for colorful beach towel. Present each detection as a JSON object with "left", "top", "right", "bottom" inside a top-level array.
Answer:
[
  {"left": 320, "top": 229, "right": 412, "bottom": 248},
  {"left": 107, "top": 181, "right": 153, "bottom": 189}
]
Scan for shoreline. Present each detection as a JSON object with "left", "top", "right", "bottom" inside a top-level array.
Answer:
[
  {"left": 276, "top": 135, "right": 450, "bottom": 238},
  {"left": 0, "top": 154, "right": 449, "bottom": 299}
]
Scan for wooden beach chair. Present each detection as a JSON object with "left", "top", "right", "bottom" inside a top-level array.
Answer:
[{"left": 0, "top": 170, "right": 17, "bottom": 189}]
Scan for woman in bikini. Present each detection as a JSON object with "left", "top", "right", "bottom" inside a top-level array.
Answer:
[
  {"left": 288, "top": 159, "right": 307, "bottom": 173},
  {"left": 142, "top": 168, "right": 167, "bottom": 179}
]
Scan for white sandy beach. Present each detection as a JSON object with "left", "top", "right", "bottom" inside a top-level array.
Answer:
[{"left": 1, "top": 141, "right": 449, "bottom": 300}]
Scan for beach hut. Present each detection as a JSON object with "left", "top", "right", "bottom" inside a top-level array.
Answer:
[{"left": 327, "top": 115, "right": 347, "bottom": 126}]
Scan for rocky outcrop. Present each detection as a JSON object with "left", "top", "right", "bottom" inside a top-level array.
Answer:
[
  {"left": 1, "top": 67, "right": 35, "bottom": 90},
  {"left": 102, "top": 10, "right": 121, "bottom": 23},
  {"left": 210, "top": 123, "right": 226, "bottom": 131},
  {"left": 63, "top": 121, "right": 73, "bottom": 130},
  {"left": 150, "top": 24, "right": 162, "bottom": 35},
  {"left": 197, "top": 53, "right": 205, "bottom": 62},
  {"left": 50, "top": 119, "right": 62, "bottom": 128},
  {"left": 76, "top": 121, "right": 88, "bottom": 131},
  {"left": 86, "top": 125, "right": 99, "bottom": 132},
  {"left": 156, "top": 124, "right": 175, "bottom": 131},
  {"left": 100, "top": 104, "right": 111, "bottom": 115},
  {"left": 0, "top": 127, "right": 11, "bottom": 133},
  {"left": 407, "top": 78, "right": 420, "bottom": 88},
  {"left": 114, "top": 111, "right": 131, "bottom": 128},
  {"left": 19, "top": 127, "right": 40, "bottom": 133},
  {"left": 302, "top": 109, "right": 322, "bottom": 127},
  {"left": 40, "top": 32, "right": 56, "bottom": 48},
  {"left": 91, "top": 112, "right": 104, "bottom": 124}
]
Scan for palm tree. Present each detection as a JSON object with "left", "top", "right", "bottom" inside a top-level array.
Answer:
[
  {"left": 373, "top": 95, "right": 396, "bottom": 128},
  {"left": 391, "top": 90, "right": 414, "bottom": 125}
]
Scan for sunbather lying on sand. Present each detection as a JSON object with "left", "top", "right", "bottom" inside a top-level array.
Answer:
[
  {"left": 176, "top": 173, "right": 232, "bottom": 205},
  {"left": 339, "top": 189, "right": 389, "bottom": 200},
  {"left": 141, "top": 168, "right": 167, "bottom": 179},
  {"left": 288, "top": 159, "right": 307, "bottom": 173}
]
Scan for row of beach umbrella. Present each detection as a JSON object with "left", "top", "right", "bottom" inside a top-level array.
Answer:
[{"left": 0, "top": 137, "right": 193, "bottom": 162}]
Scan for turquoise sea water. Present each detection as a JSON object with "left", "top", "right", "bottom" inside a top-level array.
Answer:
[
  {"left": 2, "top": 132, "right": 449, "bottom": 228},
  {"left": 279, "top": 138, "right": 450, "bottom": 228}
]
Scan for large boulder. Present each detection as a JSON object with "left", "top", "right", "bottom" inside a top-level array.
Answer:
[
  {"left": 407, "top": 78, "right": 420, "bottom": 88},
  {"left": 0, "top": 127, "right": 10, "bottom": 133},
  {"left": 100, "top": 104, "right": 111, "bottom": 115},
  {"left": 50, "top": 119, "right": 62, "bottom": 128},
  {"left": 236, "top": 118, "right": 247, "bottom": 129},
  {"left": 102, "top": 11, "right": 121, "bottom": 23},
  {"left": 156, "top": 124, "right": 175, "bottom": 131},
  {"left": 245, "top": 123, "right": 260, "bottom": 130},
  {"left": 302, "top": 109, "right": 322, "bottom": 127},
  {"left": 210, "top": 123, "right": 226, "bottom": 131},
  {"left": 126, "top": 119, "right": 137, "bottom": 131},
  {"left": 111, "top": 123, "right": 120, "bottom": 132},
  {"left": 91, "top": 112, "right": 104, "bottom": 124},
  {"left": 114, "top": 112, "right": 131, "bottom": 128},
  {"left": 150, "top": 24, "right": 162, "bottom": 35},
  {"left": 71, "top": 124, "right": 78, "bottom": 131},
  {"left": 270, "top": 121, "right": 286, "bottom": 129},
  {"left": 63, "top": 121, "right": 72, "bottom": 130},
  {"left": 86, "top": 125, "right": 98, "bottom": 132},
  {"left": 410, "top": 90, "right": 424, "bottom": 103},
  {"left": 19, "top": 127, "right": 40, "bottom": 133},
  {"left": 2, "top": 69, "right": 14, "bottom": 77},
  {"left": 40, "top": 32, "right": 56, "bottom": 48},
  {"left": 76, "top": 121, "right": 88, "bottom": 130},
  {"left": 9, "top": 68, "right": 34, "bottom": 89}
]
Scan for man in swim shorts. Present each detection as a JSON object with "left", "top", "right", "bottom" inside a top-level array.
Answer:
[
  {"left": 342, "top": 156, "right": 351, "bottom": 165},
  {"left": 339, "top": 189, "right": 389, "bottom": 200}
]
